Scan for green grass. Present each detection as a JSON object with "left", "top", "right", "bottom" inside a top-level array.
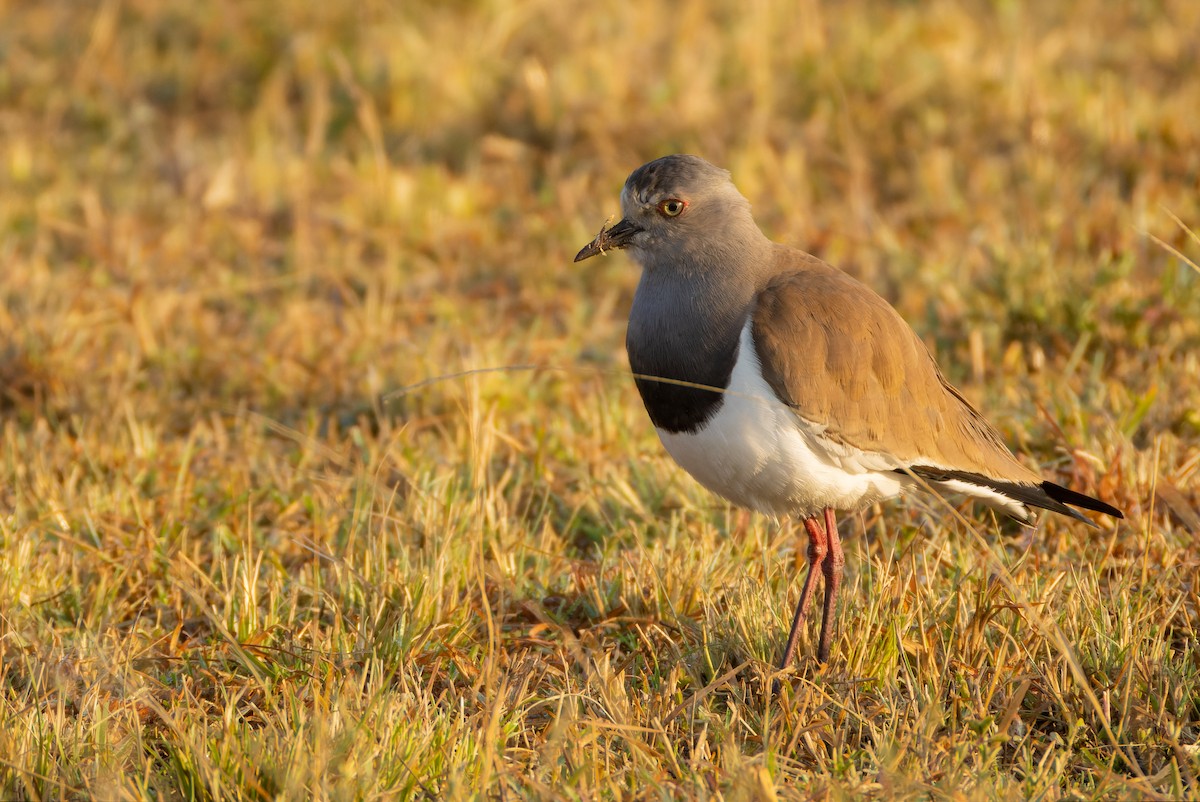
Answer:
[{"left": 2, "top": 0, "right": 1199, "bottom": 798}]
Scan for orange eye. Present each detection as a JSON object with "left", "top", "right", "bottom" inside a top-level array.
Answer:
[{"left": 658, "top": 198, "right": 687, "bottom": 217}]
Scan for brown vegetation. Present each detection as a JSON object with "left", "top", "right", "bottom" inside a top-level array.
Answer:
[{"left": 1, "top": 0, "right": 1197, "bottom": 798}]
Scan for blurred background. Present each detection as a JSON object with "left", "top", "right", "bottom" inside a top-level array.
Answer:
[
  {"left": 1, "top": 0, "right": 1198, "bottom": 797},
  {"left": 4, "top": 0, "right": 1197, "bottom": 426}
]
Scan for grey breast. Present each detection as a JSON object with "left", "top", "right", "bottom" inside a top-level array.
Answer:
[{"left": 625, "top": 269, "right": 753, "bottom": 434}]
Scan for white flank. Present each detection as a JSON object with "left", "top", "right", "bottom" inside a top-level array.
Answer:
[
  {"left": 657, "top": 322, "right": 1037, "bottom": 521},
  {"left": 656, "top": 322, "right": 910, "bottom": 518}
]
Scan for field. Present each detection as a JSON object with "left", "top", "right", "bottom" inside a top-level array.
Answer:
[{"left": 2, "top": 0, "right": 1199, "bottom": 798}]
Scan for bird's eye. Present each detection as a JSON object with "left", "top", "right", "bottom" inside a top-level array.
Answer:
[{"left": 658, "top": 199, "right": 687, "bottom": 217}]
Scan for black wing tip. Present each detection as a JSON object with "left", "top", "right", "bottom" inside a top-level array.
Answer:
[
  {"left": 902, "top": 466, "right": 1124, "bottom": 526},
  {"left": 1040, "top": 480, "right": 1125, "bottom": 520}
]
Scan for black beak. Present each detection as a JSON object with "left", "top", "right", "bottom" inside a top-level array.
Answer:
[{"left": 573, "top": 218, "right": 642, "bottom": 262}]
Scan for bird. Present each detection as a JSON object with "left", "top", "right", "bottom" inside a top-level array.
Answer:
[{"left": 573, "top": 154, "right": 1123, "bottom": 670}]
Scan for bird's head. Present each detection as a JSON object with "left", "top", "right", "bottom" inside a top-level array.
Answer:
[{"left": 574, "top": 155, "right": 766, "bottom": 273}]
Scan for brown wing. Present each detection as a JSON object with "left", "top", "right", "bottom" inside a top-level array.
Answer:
[{"left": 751, "top": 250, "right": 1041, "bottom": 484}]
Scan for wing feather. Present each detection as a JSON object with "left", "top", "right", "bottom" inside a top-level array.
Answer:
[{"left": 750, "top": 250, "right": 1040, "bottom": 484}]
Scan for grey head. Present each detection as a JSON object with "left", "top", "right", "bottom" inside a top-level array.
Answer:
[
  {"left": 574, "top": 155, "right": 772, "bottom": 278},
  {"left": 574, "top": 155, "right": 776, "bottom": 433}
]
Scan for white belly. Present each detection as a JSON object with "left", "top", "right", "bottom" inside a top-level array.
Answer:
[{"left": 656, "top": 322, "right": 911, "bottom": 518}]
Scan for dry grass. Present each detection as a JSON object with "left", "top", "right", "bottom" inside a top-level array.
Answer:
[{"left": 1, "top": 0, "right": 1198, "bottom": 798}]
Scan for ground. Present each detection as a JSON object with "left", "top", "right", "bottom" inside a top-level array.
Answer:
[{"left": 1, "top": 1, "right": 1198, "bottom": 799}]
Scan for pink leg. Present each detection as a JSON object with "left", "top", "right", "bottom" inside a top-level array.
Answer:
[
  {"left": 816, "top": 507, "right": 844, "bottom": 663},
  {"left": 778, "top": 516, "right": 828, "bottom": 670}
]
